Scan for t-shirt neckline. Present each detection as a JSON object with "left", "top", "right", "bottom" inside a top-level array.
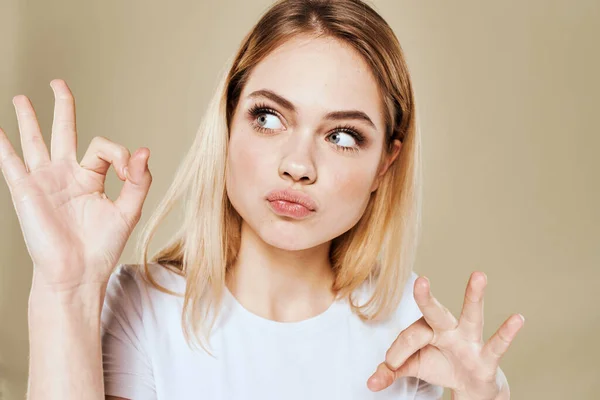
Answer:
[{"left": 222, "top": 285, "right": 348, "bottom": 336}]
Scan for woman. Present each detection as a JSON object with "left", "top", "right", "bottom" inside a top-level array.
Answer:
[{"left": 0, "top": 0, "right": 523, "bottom": 399}]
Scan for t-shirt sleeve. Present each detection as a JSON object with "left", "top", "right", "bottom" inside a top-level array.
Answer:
[
  {"left": 101, "top": 264, "right": 157, "bottom": 399},
  {"left": 406, "top": 271, "right": 445, "bottom": 400}
]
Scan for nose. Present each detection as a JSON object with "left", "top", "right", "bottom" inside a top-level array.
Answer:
[{"left": 278, "top": 130, "right": 317, "bottom": 184}]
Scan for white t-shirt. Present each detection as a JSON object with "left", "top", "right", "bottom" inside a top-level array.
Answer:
[{"left": 101, "top": 263, "right": 444, "bottom": 399}]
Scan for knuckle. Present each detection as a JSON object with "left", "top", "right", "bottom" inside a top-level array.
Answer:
[
  {"left": 28, "top": 134, "right": 44, "bottom": 145},
  {"left": 91, "top": 135, "right": 108, "bottom": 146},
  {"left": 56, "top": 91, "right": 73, "bottom": 101},
  {"left": 429, "top": 328, "right": 439, "bottom": 346},
  {"left": 404, "top": 331, "right": 418, "bottom": 348},
  {"left": 116, "top": 146, "right": 130, "bottom": 161},
  {"left": 497, "top": 331, "right": 510, "bottom": 345},
  {"left": 384, "top": 349, "right": 398, "bottom": 369},
  {"left": 54, "top": 120, "right": 76, "bottom": 131}
]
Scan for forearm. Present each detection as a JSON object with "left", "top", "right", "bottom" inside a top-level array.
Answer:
[{"left": 27, "top": 273, "right": 108, "bottom": 400}]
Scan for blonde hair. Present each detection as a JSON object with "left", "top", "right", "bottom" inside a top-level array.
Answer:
[{"left": 135, "top": 0, "right": 421, "bottom": 354}]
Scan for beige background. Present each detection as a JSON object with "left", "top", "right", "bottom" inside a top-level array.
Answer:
[{"left": 1, "top": 0, "right": 598, "bottom": 398}]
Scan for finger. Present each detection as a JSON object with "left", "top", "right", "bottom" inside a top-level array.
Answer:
[
  {"left": 114, "top": 147, "right": 152, "bottom": 228},
  {"left": 79, "top": 136, "right": 131, "bottom": 181},
  {"left": 12, "top": 95, "right": 50, "bottom": 171},
  {"left": 0, "top": 127, "right": 28, "bottom": 187},
  {"left": 367, "top": 360, "right": 395, "bottom": 392},
  {"left": 384, "top": 317, "right": 433, "bottom": 370},
  {"left": 50, "top": 79, "right": 78, "bottom": 161},
  {"left": 368, "top": 350, "right": 423, "bottom": 392},
  {"left": 458, "top": 271, "right": 487, "bottom": 342},
  {"left": 414, "top": 276, "right": 458, "bottom": 334},
  {"left": 390, "top": 349, "right": 422, "bottom": 380},
  {"left": 481, "top": 314, "right": 525, "bottom": 366}
]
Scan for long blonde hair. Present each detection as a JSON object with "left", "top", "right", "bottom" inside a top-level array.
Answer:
[{"left": 135, "top": 0, "right": 421, "bottom": 354}]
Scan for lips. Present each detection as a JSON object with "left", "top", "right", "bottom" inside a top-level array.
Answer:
[
  {"left": 266, "top": 188, "right": 318, "bottom": 212},
  {"left": 267, "top": 199, "right": 313, "bottom": 219}
]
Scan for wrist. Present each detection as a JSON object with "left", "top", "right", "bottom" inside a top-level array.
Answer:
[
  {"left": 450, "top": 385, "right": 510, "bottom": 400},
  {"left": 29, "top": 277, "right": 107, "bottom": 324},
  {"left": 29, "top": 267, "right": 108, "bottom": 304}
]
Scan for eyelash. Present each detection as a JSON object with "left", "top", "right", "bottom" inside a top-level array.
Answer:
[{"left": 246, "top": 103, "right": 366, "bottom": 153}]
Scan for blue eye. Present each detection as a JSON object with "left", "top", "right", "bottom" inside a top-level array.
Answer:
[
  {"left": 255, "top": 112, "right": 284, "bottom": 131},
  {"left": 328, "top": 131, "right": 358, "bottom": 149},
  {"left": 246, "top": 103, "right": 366, "bottom": 153}
]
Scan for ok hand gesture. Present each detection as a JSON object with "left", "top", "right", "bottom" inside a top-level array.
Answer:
[{"left": 0, "top": 79, "right": 152, "bottom": 292}]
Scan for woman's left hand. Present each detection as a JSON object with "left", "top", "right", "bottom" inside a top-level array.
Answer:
[{"left": 367, "top": 272, "right": 524, "bottom": 400}]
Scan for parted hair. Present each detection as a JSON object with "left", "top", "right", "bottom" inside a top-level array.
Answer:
[{"left": 135, "top": 0, "right": 421, "bottom": 354}]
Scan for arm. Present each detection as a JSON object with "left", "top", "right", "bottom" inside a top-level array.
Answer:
[
  {"left": 27, "top": 271, "right": 135, "bottom": 400},
  {"left": 27, "top": 274, "right": 108, "bottom": 400},
  {"left": 0, "top": 80, "right": 152, "bottom": 400}
]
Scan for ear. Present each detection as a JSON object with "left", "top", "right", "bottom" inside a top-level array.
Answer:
[{"left": 370, "top": 139, "right": 402, "bottom": 192}]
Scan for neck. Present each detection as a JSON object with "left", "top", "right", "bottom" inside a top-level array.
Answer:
[{"left": 226, "top": 220, "right": 337, "bottom": 322}]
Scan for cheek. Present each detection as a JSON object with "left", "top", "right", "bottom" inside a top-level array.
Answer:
[
  {"left": 228, "top": 129, "right": 261, "bottom": 182},
  {"left": 331, "top": 164, "right": 376, "bottom": 201},
  {"left": 226, "top": 127, "right": 275, "bottom": 209},
  {"left": 323, "top": 164, "right": 377, "bottom": 226}
]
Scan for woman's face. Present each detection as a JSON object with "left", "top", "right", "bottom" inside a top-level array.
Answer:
[{"left": 226, "top": 35, "right": 400, "bottom": 251}]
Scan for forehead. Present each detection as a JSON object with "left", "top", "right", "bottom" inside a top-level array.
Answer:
[{"left": 240, "top": 35, "right": 384, "bottom": 132}]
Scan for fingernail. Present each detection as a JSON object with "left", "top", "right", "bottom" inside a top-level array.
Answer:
[
  {"left": 510, "top": 314, "right": 524, "bottom": 327},
  {"left": 420, "top": 276, "right": 430, "bottom": 290},
  {"left": 123, "top": 167, "right": 129, "bottom": 180}
]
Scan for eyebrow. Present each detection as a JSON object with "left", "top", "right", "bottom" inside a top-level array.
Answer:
[{"left": 247, "top": 89, "right": 377, "bottom": 130}]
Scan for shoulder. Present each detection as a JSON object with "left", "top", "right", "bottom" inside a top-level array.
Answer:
[
  {"left": 103, "top": 262, "right": 186, "bottom": 320},
  {"left": 353, "top": 270, "right": 422, "bottom": 328},
  {"left": 102, "top": 263, "right": 187, "bottom": 334},
  {"left": 107, "top": 262, "right": 185, "bottom": 294}
]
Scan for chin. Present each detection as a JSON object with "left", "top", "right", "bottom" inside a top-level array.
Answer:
[{"left": 258, "top": 222, "right": 321, "bottom": 251}]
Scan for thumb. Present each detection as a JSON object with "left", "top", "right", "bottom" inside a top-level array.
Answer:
[{"left": 114, "top": 147, "right": 152, "bottom": 228}]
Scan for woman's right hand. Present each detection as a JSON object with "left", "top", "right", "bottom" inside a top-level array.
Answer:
[{"left": 0, "top": 79, "right": 153, "bottom": 293}]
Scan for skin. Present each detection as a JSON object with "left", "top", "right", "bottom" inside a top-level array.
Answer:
[
  {"left": 224, "top": 34, "right": 524, "bottom": 399},
  {"left": 0, "top": 35, "right": 523, "bottom": 400},
  {"left": 225, "top": 34, "right": 401, "bottom": 322},
  {"left": 0, "top": 79, "right": 152, "bottom": 400},
  {"left": 368, "top": 272, "right": 523, "bottom": 399}
]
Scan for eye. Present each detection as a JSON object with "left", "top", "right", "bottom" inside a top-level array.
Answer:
[
  {"left": 328, "top": 131, "right": 357, "bottom": 148},
  {"left": 326, "top": 125, "right": 365, "bottom": 153},
  {"left": 246, "top": 103, "right": 366, "bottom": 153},
  {"left": 255, "top": 112, "right": 284, "bottom": 131},
  {"left": 247, "top": 103, "right": 285, "bottom": 133}
]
